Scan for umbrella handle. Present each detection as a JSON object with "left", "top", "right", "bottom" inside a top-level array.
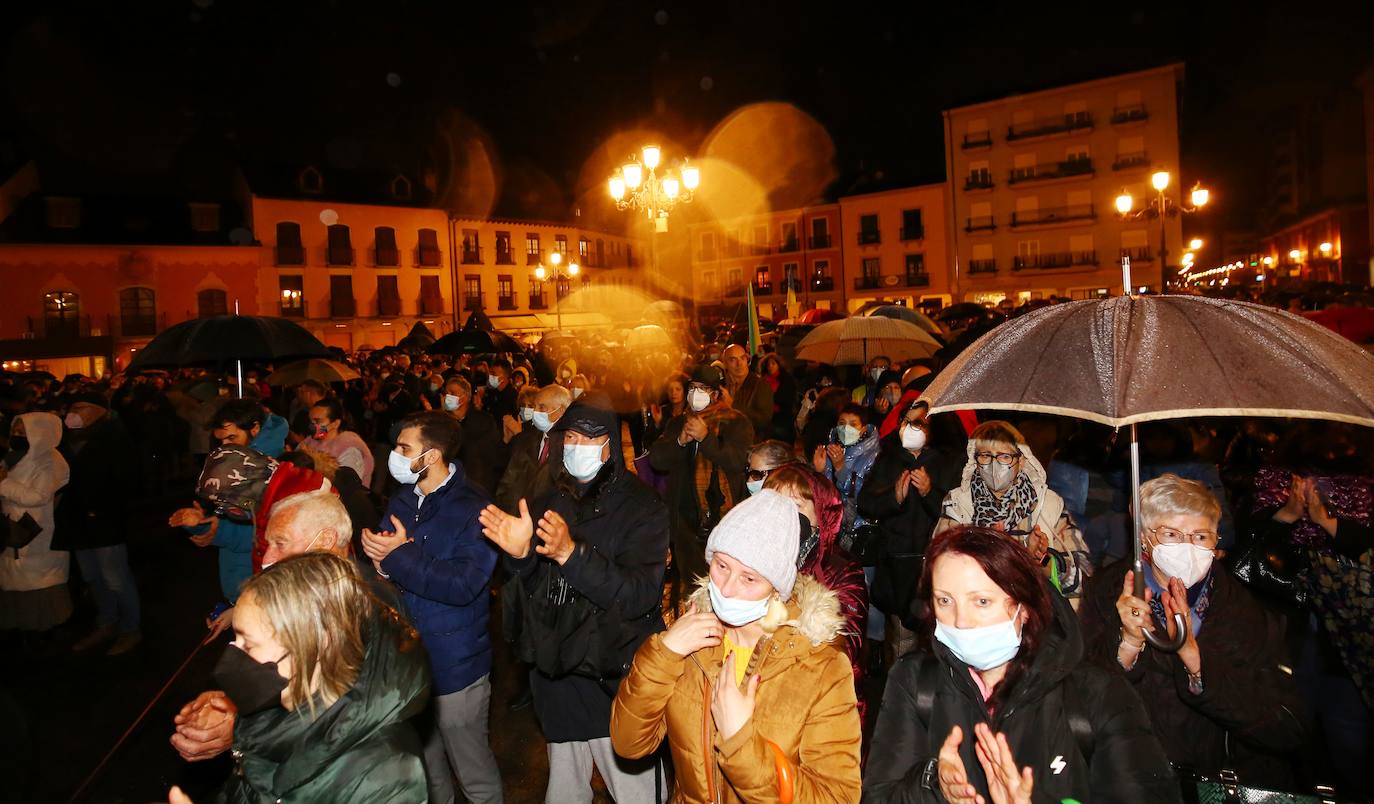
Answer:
[{"left": 1143, "top": 613, "right": 1188, "bottom": 652}]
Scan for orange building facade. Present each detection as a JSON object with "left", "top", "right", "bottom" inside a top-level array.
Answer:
[{"left": 837, "top": 184, "right": 953, "bottom": 314}]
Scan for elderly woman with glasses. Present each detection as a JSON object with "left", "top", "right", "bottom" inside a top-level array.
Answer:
[
  {"left": 935, "top": 420, "right": 1091, "bottom": 606},
  {"left": 1080, "top": 473, "right": 1306, "bottom": 790}
]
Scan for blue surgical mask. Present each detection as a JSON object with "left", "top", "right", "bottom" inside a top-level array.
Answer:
[
  {"left": 563, "top": 442, "right": 605, "bottom": 481},
  {"left": 933, "top": 605, "right": 1023, "bottom": 671},
  {"left": 443, "top": 394, "right": 462, "bottom": 412},
  {"left": 745, "top": 478, "right": 765, "bottom": 496},
  {"left": 835, "top": 424, "right": 860, "bottom": 446},
  {"left": 708, "top": 580, "right": 771, "bottom": 627},
  {"left": 531, "top": 411, "right": 554, "bottom": 433}
]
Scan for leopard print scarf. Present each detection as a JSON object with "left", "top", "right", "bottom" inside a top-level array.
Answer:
[{"left": 970, "top": 469, "right": 1038, "bottom": 530}]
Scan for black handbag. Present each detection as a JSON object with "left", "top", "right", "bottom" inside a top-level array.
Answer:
[
  {"left": 1228, "top": 532, "right": 1309, "bottom": 609},
  {"left": 1178, "top": 768, "right": 1341, "bottom": 804},
  {"left": 3, "top": 513, "right": 41, "bottom": 559}
]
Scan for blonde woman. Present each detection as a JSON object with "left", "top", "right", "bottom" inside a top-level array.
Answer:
[{"left": 204, "top": 552, "right": 430, "bottom": 803}]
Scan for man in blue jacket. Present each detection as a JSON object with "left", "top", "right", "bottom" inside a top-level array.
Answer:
[{"left": 362, "top": 411, "right": 502, "bottom": 804}]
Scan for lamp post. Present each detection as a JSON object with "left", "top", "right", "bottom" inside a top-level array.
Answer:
[
  {"left": 608, "top": 145, "right": 700, "bottom": 233},
  {"left": 534, "top": 250, "right": 579, "bottom": 332},
  {"left": 1115, "top": 171, "right": 1209, "bottom": 291}
]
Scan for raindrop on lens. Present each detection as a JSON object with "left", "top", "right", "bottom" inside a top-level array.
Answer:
[
  {"left": 386, "top": 72, "right": 401, "bottom": 87},
  {"left": 700, "top": 76, "right": 714, "bottom": 91}
]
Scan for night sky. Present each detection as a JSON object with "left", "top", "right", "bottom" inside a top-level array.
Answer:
[{"left": 1, "top": 0, "right": 1370, "bottom": 227}]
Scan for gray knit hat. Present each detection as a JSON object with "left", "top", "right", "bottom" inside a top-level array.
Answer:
[{"left": 704, "top": 489, "right": 801, "bottom": 598}]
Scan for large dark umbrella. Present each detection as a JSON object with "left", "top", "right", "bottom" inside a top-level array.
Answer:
[
  {"left": 428, "top": 328, "right": 524, "bottom": 357},
  {"left": 922, "top": 294, "right": 1374, "bottom": 650},
  {"left": 127, "top": 315, "right": 331, "bottom": 398},
  {"left": 395, "top": 321, "right": 437, "bottom": 351}
]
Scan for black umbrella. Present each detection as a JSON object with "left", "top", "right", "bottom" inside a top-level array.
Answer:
[
  {"left": 396, "top": 321, "right": 437, "bottom": 351},
  {"left": 127, "top": 315, "right": 331, "bottom": 397},
  {"left": 428, "top": 328, "right": 524, "bottom": 357}
]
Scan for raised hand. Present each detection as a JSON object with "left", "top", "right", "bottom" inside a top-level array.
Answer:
[
  {"left": 661, "top": 604, "right": 724, "bottom": 656},
  {"left": 972, "top": 723, "right": 1034, "bottom": 804},
  {"left": 361, "top": 515, "right": 411, "bottom": 564},
  {"left": 911, "top": 467, "right": 932, "bottom": 497},
  {"left": 895, "top": 469, "right": 913, "bottom": 504},
  {"left": 478, "top": 499, "right": 534, "bottom": 558},
  {"left": 710, "top": 652, "right": 759, "bottom": 741},
  {"left": 534, "top": 509, "right": 575, "bottom": 564},
  {"left": 937, "top": 725, "right": 981, "bottom": 804}
]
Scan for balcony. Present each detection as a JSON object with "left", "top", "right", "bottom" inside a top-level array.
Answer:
[
  {"left": 461, "top": 246, "right": 483, "bottom": 264},
  {"left": 1010, "top": 205, "right": 1096, "bottom": 227},
  {"left": 1008, "top": 158, "right": 1094, "bottom": 185},
  {"left": 1111, "top": 105, "right": 1148, "bottom": 125},
  {"left": 754, "top": 282, "right": 774, "bottom": 295},
  {"left": 327, "top": 246, "right": 354, "bottom": 266},
  {"left": 494, "top": 248, "right": 516, "bottom": 265},
  {"left": 529, "top": 294, "right": 548, "bottom": 310},
  {"left": 968, "top": 259, "right": 997, "bottom": 274},
  {"left": 1012, "top": 251, "right": 1098, "bottom": 271},
  {"left": 280, "top": 300, "right": 306, "bottom": 318},
  {"left": 1006, "top": 112, "right": 1093, "bottom": 141},
  {"left": 374, "top": 247, "right": 399, "bottom": 267},
  {"left": 1120, "top": 247, "right": 1153, "bottom": 263},
  {"left": 808, "top": 234, "right": 832, "bottom": 249},
  {"left": 275, "top": 245, "right": 305, "bottom": 266},
  {"left": 119, "top": 313, "right": 160, "bottom": 338},
  {"left": 962, "top": 131, "right": 993, "bottom": 149},
  {"left": 858, "top": 230, "right": 881, "bottom": 245},
  {"left": 498, "top": 294, "right": 517, "bottom": 310},
  {"left": 1112, "top": 151, "right": 1149, "bottom": 171},
  {"left": 965, "top": 175, "right": 994, "bottom": 190},
  {"left": 526, "top": 250, "right": 543, "bottom": 265},
  {"left": 329, "top": 297, "right": 357, "bottom": 318},
  {"left": 26, "top": 313, "right": 109, "bottom": 340},
  {"left": 965, "top": 215, "right": 997, "bottom": 232},
  {"left": 417, "top": 246, "right": 442, "bottom": 267},
  {"left": 811, "top": 276, "right": 835, "bottom": 291},
  {"left": 901, "top": 226, "right": 925, "bottom": 241},
  {"left": 463, "top": 293, "right": 483, "bottom": 311},
  {"left": 853, "top": 276, "right": 882, "bottom": 290},
  {"left": 779, "top": 238, "right": 800, "bottom": 253},
  {"left": 904, "top": 272, "right": 931, "bottom": 287},
  {"left": 419, "top": 296, "right": 445, "bottom": 316},
  {"left": 376, "top": 297, "right": 401, "bottom": 317}
]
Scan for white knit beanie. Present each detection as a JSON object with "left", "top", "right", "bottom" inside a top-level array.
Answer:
[{"left": 704, "top": 489, "right": 801, "bottom": 599}]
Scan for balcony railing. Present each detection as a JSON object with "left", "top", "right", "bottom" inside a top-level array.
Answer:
[
  {"left": 968, "top": 259, "right": 997, "bottom": 274},
  {"left": 417, "top": 247, "right": 442, "bottom": 267},
  {"left": 327, "top": 246, "right": 354, "bottom": 266},
  {"left": 812, "top": 276, "right": 835, "bottom": 291},
  {"left": 1112, "top": 151, "right": 1149, "bottom": 171},
  {"left": 1010, "top": 205, "right": 1096, "bottom": 227},
  {"left": 901, "top": 226, "right": 925, "bottom": 241},
  {"left": 526, "top": 250, "right": 543, "bottom": 265},
  {"left": 276, "top": 245, "right": 305, "bottom": 266},
  {"left": 754, "top": 282, "right": 773, "bottom": 295},
  {"left": 1111, "top": 105, "right": 1148, "bottom": 124},
  {"left": 854, "top": 276, "right": 882, "bottom": 290},
  {"left": 858, "top": 230, "right": 881, "bottom": 245},
  {"left": 376, "top": 297, "right": 401, "bottom": 317},
  {"left": 808, "top": 234, "right": 832, "bottom": 249},
  {"left": 529, "top": 294, "right": 548, "bottom": 310},
  {"left": 965, "top": 175, "right": 994, "bottom": 190},
  {"left": 119, "top": 313, "right": 160, "bottom": 337},
  {"left": 280, "top": 300, "right": 306, "bottom": 318},
  {"left": 329, "top": 297, "right": 357, "bottom": 318},
  {"left": 419, "top": 296, "right": 445, "bottom": 316},
  {"left": 904, "top": 272, "right": 931, "bottom": 287},
  {"left": 463, "top": 293, "right": 483, "bottom": 311},
  {"left": 1120, "top": 247, "right": 1153, "bottom": 263},
  {"left": 1012, "top": 251, "right": 1098, "bottom": 271},
  {"left": 962, "top": 131, "right": 993, "bottom": 149},
  {"left": 374, "top": 247, "right": 399, "bottom": 267},
  {"left": 1008, "top": 158, "right": 1094, "bottom": 184},
  {"left": 779, "top": 238, "right": 800, "bottom": 253},
  {"left": 1007, "top": 112, "right": 1093, "bottom": 141},
  {"left": 494, "top": 248, "right": 516, "bottom": 265},
  {"left": 965, "top": 215, "right": 996, "bottom": 232},
  {"left": 498, "top": 294, "right": 517, "bottom": 310},
  {"left": 461, "top": 247, "right": 483, "bottom": 264}
]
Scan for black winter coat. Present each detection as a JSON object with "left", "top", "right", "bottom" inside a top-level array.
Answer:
[
  {"left": 454, "top": 407, "right": 507, "bottom": 496},
  {"left": 863, "top": 587, "right": 1181, "bottom": 803},
  {"left": 53, "top": 416, "right": 137, "bottom": 550},
  {"left": 856, "top": 438, "right": 961, "bottom": 621},
  {"left": 1080, "top": 560, "right": 1306, "bottom": 789}
]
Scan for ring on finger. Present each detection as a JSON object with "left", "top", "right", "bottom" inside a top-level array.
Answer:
[{"left": 1131, "top": 608, "right": 1140, "bottom": 616}]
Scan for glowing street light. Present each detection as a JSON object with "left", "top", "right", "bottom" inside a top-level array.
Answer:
[
  {"left": 1289, "top": 249, "right": 1302, "bottom": 261},
  {"left": 607, "top": 145, "right": 700, "bottom": 232},
  {"left": 1188, "top": 237, "right": 1204, "bottom": 250},
  {"left": 1114, "top": 170, "right": 1211, "bottom": 291},
  {"left": 535, "top": 251, "right": 579, "bottom": 331},
  {"left": 1319, "top": 242, "right": 1333, "bottom": 255}
]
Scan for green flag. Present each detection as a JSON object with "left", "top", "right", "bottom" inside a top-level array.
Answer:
[{"left": 745, "top": 283, "right": 761, "bottom": 357}]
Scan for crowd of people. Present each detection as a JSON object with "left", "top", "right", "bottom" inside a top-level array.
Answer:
[{"left": 0, "top": 314, "right": 1370, "bottom": 802}]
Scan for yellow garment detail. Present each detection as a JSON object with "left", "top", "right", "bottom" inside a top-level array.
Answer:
[{"left": 721, "top": 633, "right": 754, "bottom": 686}]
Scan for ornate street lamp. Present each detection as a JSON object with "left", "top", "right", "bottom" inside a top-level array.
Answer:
[
  {"left": 608, "top": 145, "right": 700, "bottom": 232},
  {"left": 1115, "top": 170, "right": 1210, "bottom": 289},
  {"left": 534, "top": 251, "right": 579, "bottom": 332}
]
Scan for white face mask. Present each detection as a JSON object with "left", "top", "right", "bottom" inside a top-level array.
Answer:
[
  {"left": 388, "top": 448, "right": 435, "bottom": 485},
  {"left": 979, "top": 461, "right": 1016, "bottom": 492},
  {"left": 870, "top": 367, "right": 886, "bottom": 382},
  {"left": 708, "top": 580, "right": 771, "bottom": 627},
  {"left": 688, "top": 388, "right": 712, "bottom": 412},
  {"left": 488, "top": 375, "right": 502, "bottom": 389},
  {"left": 531, "top": 410, "right": 555, "bottom": 433},
  {"left": 1150, "top": 541, "right": 1215, "bottom": 588},
  {"left": 563, "top": 442, "right": 606, "bottom": 481},
  {"left": 900, "top": 424, "right": 926, "bottom": 451},
  {"left": 934, "top": 605, "right": 1023, "bottom": 671},
  {"left": 835, "top": 425, "right": 860, "bottom": 447},
  {"left": 443, "top": 394, "right": 462, "bottom": 412},
  {"left": 745, "top": 478, "right": 765, "bottom": 496},
  {"left": 519, "top": 407, "right": 535, "bottom": 422}
]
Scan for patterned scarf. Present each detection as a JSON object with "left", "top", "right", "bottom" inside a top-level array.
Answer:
[{"left": 970, "top": 469, "right": 1038, "bottom": 530}]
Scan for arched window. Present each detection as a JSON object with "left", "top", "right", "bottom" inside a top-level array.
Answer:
[
  {"left": 298, "top": 166, "right": 323, "bottom": 194},
  {"left": 197, "top": 289, "right": 228, "bottom": 318},
  {"left": 119, "top": 287, "right": 157, "bottom": 336},
  {"left": 43, "top": 290, "right": 80, "bottom": 338}
]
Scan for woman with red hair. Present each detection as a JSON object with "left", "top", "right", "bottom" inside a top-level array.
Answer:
[{"left": 863, "top": 525, "right": 1179, "bottom": 803}]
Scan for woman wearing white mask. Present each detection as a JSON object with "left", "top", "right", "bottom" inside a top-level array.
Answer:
[
  {"left": 611, "top": 489, "right": 862, "bottom": 803},
  {"left": 1080, "top": 474, "right": 1306, "bottom": 791},
  {"left": 935, "top": 420, "right": 1091, "bottom": 607},
  {"left": 864, "top": 525, "right": 1180, "bottom": 803}
]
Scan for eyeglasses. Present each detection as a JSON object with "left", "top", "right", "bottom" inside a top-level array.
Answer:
[
  {"left": 973, "top": 451, "right": 1020, "bottom": 466},
  {"left": 745, "top": 468, "right": 772, "bottom": 482},
  {"left": 1147, "top": 526, "right": 1218, "bottom": 546}
]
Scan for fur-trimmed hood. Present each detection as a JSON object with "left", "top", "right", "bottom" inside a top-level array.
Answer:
[{"left": 686, "top": 574, "right": 847, "bottom": 649}]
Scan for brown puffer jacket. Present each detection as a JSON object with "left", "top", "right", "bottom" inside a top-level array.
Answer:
[{"left": 610, "top": 575, "right": 862, "bottom": 803}]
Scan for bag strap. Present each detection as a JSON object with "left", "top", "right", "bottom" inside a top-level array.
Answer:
[{"left": 914, "top": 653, "right": 943, "bottom": 792}]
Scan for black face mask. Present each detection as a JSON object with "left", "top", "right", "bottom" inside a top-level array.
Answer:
[
  {"left": 212, "top": 644, "right": 289, "bottom": 715},
  {"left": 5, "top": 437, "right": 28, "bottom": 468}
]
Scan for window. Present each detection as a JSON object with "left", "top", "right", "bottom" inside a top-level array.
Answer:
[
  {"left": 578, "top": 237, "right": 590, "bottom": 260},
  {"left": 858, "top": 214, "right": 880, "bottom": 244},
  {"left": 754, "top": 267, "right": 771, "bottom": 291},
  {"left": 813, "top": 259, "right": 833, "bottom": 290},
  {"left": 329, "top": 275, "right": 355, "bottom": 317},
  {"left": 390, "top": 174, "right": 412, "bottom": 201},
  {"left": 595, "top": 239, "right": 605, "bottom": 267},
  {"left": 783, "top": 262, "right": 799, "bottom": 291},
  {"left": 904, "top": 254, "right": 926, "bottom": 280},
  {"left": 901, "top": 209, "right": 924, "bottom": 240},
  {"left": 862, "top": 257, "right": 880, "bottom": 278},
  {"left": 810, "top": 217, "right": 830, "bottom": 248},
  {"left": 327, "top": 224, "right": 353, "bottom": 265},
  {"left": 298, "top": 167, "right": 323, "bottom": 194},
  {"left": 1070, "top": 234, "right": 1096, "bottom": 265},
  {"left": 753, "top": 225, "right": 769, "bottom": 253},
  {"left": 526, "top": 233, "right": 542, "bottom": 264},
  {"left": 462, "top": 229, "right": 481, "bottom": 263},
  {"left": 727, "top": 267, "right": 742, "bottom": 287},
  {"left": 119, "top": 287, "right": 157, "bottom": 336},
  {"left": 417, "top": 228, "right": 441, "bottom": 266},
  {"left": 276, "top": 222, "right": 304, "bottom": 265},
  {"left": 279, "top": 276, "right": 304, "bottom": 317},
  {"left": 700, "top": 232, "right": 717, "bottom": 260},
  {"left": 969, "top": 243, "right": 996, "bottom": 274},
  {"left": 556, "top": 276, "right": 571, "bottom": 300},
  {"left": 495, "top": 231, "right": 514, "bottom": 263},
  {"left": 498, "top": 275, "right": 515, "bottom": 309},
  {"left": 702, "top": 271, "right": 717, "bottom": 293},
  {"left": 554, "top": 234, "right": 568, "bottom": 254},
  {"left": 197, "top": 289, "right": 227, "bottom": 318},
  {"left": 464, "top": 274, "right": 482, "bottom": 310},
  {"left": 967, "top": 161, "right": 992, "bottom": 189},
  {"left": 189, "top": 203, "right": 220, "bottom": 233},
  {"left": 420, "top": 275, "right": 443, "bottom": 315},
  {"left": 1064, "top": 101, "right": 1090, "bottom": 126},
  {"left": 781, "top": 222, "right": 798, "bottom": 251},
  {"left": 374, "top": 226, "right": 399, "bottom": 266},
  {"left": 1065, "top": 145, "right": 1090, "bottom": 162},
  {"left": 44, "top": 290, "right": 81, "bottom": 337},
  {"left": 376, "top": 275, "right": 400, "bottom": 317},
  {"left": 529, "top": 277, "right": 547, "bottom": 308}
]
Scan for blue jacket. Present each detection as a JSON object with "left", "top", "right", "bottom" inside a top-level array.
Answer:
[
  {"left": 378, "top": 461, "right": 498, "bottom": 696},
  {"left": 251, "top": 413, "right": 289, "bottom": 458}
]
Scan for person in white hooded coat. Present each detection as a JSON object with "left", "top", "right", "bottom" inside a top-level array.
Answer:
[
  {"left": 935, "top": 419, "right": 1091, "bottom": 605},
  {"left": 0, "top": 412, "right": 72, "bottom": 631}
]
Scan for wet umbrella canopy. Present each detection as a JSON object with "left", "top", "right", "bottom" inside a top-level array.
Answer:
[
  {"left": 793, "top": 315, "right": 941, "bottom": 365},
  {"left": 127, "top": 315, "right": 331, "bottom": 371}
]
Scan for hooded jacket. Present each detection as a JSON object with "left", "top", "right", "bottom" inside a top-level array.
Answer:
[
  {"left": 217, "top": 608, "right": 430, "bottom": 803},
  {"left": 937, "top": 438, "right": 1091, "bottom": 600},
  {"left": 504, "top": 396, "right": 670, "bottom": 742},
  {"left": 0, "top": 413, "right": 70, "bottom": 592},
  {"left": 611, "top": 576, "right": 862, "bottom": 803},
  {"left": 861, "top": 586, "right": 1181, "bottom": 803}
]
